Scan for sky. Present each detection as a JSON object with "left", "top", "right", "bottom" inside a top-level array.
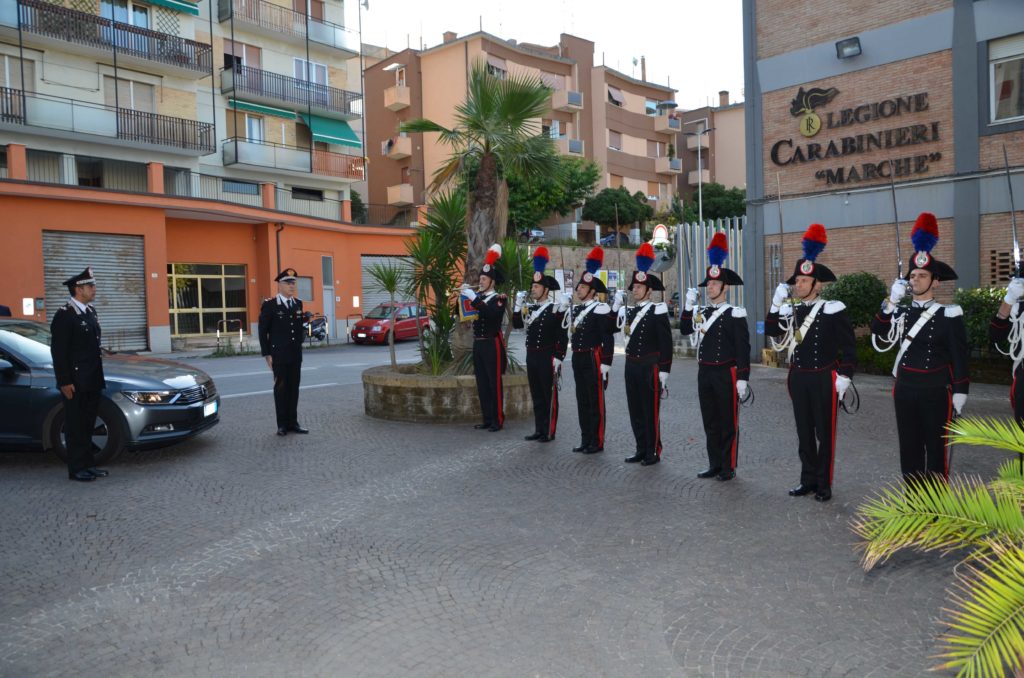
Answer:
[{"left": 353, "top": 0, "right": 745, "bottom": 110}]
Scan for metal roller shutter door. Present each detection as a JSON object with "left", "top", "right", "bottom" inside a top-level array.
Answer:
[
  {"left": 359, "top": 255, "right": 414, "bottom": 313},
  {"left": 42, "top": 231, "right": 149, "bottom": 351}
]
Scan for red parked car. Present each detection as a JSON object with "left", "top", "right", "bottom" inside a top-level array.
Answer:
[{"left": 351, "top": 302, "right": 429, "bottom": 344}]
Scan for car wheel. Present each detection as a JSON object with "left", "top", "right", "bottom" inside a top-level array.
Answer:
[{"left": 45, "top": 398, "right": 127, "bottom": 465}]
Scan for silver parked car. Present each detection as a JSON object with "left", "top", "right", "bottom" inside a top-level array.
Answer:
[{"left": 0, "top": 319, "right": 220, "bottom": 464}]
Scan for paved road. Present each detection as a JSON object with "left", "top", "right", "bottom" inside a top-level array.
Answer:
[{"left": 0, "top": 334, "right": 1015, "bottom": 677}]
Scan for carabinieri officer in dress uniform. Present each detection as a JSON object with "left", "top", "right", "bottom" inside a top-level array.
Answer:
[
  {"left": 50, "top": 267, "right": 109, "bottom": 482},
  {"left": 679, "top": 232, "right": 749, "bottom": 481},
  {"left": 619, "top": 243, "right": 673, "bottom": 466},
  {"left": 461, "top": 243, "right": 508, "bottom": 432},
  {"left": 871, "top": 213, "right": 969, "bottom": 482},
  {"left": 512, "top": 246, "right": 567, "bottom": 443},
  {"left": 570, "top": 246, "right": 616, "bottom": 454},
  {"left": 259, "top": 268, "right": 308, "bottom": 436},
  {"left": 765, "top": 224, "right": 856, "bottom": 502},
  {"left": 988, "top": 275, "right": 1024, "bottom": 423}
]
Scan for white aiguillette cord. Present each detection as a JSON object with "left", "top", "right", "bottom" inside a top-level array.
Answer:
[
  {"left": 769, "top": 301, "right": 823, "bottom": 362},
  {"left": 689, "top": 304, "right": 731, "bottom": 349},
  {"left": 995, "top": 304, "right": 1024, "bottom": 374}
]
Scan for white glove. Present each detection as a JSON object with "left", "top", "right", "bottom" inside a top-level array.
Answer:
[
  {"left": 684, "top": 287, "right": 699, "bottom": 312},
  {"left": 616, "top": 305, "right": 626, "bottom": 326},
  {"left": 658, "top": 371, "right": 669, "bottom": 389},
  {"left": 1005, "top": 278, "right": 1024, "bottom": 305},
  {"left": 611, "top": 290, "right": 625, "bottom": 312},
  {"left": 600, "top": 364, "right": 610, "bottom": 378},
  {"left": 835, "top": 375, "right": 851, "bottom": 401},
  {"left": 736, "top": 380, "right": 748, "bottom": 399},
  {"left": 771, "top": 283, "right": 790, "bottom": 310},
  {"left": 889, "top": 278, "right": 908, "bottom": 306},
  {"left": 513, "top": 290, "right": 526, "bottom": 312},
  {"left": 953, "top": 393, "right": 967, "bottom": 415},
  {"left": 554, "top": 290, "right": 570, "bottom": 312},
  {"left": 461, "top": 285, "right": 477, "bottom": 301},
  {"left": 553, "top": 358, "right": 562, "bottom": 373}
]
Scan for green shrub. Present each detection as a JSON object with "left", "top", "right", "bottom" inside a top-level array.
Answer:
[
  {"left": 854, "top": 335, "right": 895, "bottom": 376},
  {"left": 953, "top": 286, "right": 1004, "bottom": 356},
  {"left": 821, "top": 271, "right": 887, "bottom": 329}
]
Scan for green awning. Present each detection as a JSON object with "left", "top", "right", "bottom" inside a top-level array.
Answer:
[
  {"left": 301, "top": 114, "right": 361, "bottom": 148},
  {"left": 227, "top": 99, "right": 296, "bottom": 119},
  {"left": 148, "top": 0, "right": 199, "bottom": 15}
]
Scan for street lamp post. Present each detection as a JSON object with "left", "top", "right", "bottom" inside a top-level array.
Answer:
[{"left": 683, "top": 117, "right": 714, "bottom": 227}]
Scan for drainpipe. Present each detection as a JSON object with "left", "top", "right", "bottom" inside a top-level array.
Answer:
[{"left": 275, "top": 223, "right": 285, "bottom": 274}]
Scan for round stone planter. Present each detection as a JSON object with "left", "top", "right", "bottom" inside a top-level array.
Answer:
[{"left": 362, "top": 364, "right": 531, "bottom": 423}]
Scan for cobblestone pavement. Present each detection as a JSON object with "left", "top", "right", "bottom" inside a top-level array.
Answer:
[{"left": 0, "top": 345, "right": 1016, "bottom": 677}]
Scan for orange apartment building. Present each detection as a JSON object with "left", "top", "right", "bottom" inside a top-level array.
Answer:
[
  {"left": 364, "top": 31, "right": 680, "bottom": 243},
  {"left": 676, "top": 90, "right": 746, "bottom": 201},
  {"left": 0, "top": 0, "right": 413, "bottom": 352}
]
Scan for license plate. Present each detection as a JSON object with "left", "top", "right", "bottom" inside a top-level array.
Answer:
[
  {"left": 204, "top": 401, "right": 218, "bottom": 417},
  {"left": 356, "top": 332, "right": 366, "bottom": 338}
]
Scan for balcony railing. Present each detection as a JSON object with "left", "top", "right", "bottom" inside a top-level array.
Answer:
[
  {"left": 218, "top": 0, "right": 359, "bottom": 54},
  {"left": 312, "top": 148, "right": 363, "bottom": 180},
  {"left": 353, "top": 204, "right": 417, "bottom": 226},
  {"left": 1, "top": 87, "right": 214, "bottom": 153},
  {"left": 222, "top": 137, "right": 363, "bottom": 179},
  {"left": 17, "top": 0, "right": 212, "bottom": 74},
  {"left": 654, "top": 115, "right": 681, "bottom": 134},
  {"left": 221, "top": 65, "right": 360, "bottom": 117}
]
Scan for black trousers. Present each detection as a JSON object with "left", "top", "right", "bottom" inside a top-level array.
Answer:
[
  {"left": 527, "top": 350, "right": 558, "bottom": 438},
  {"left": 64, "top": 389, "right": 101, "bottom": 475},
  {"left": 1013, "top": 367, "right": 1024, "bottom": 422},
  {"left": 787, "top": 368, "right": 838, "bottom": 489},
  {"left": 625, "top": 359, "right": 662, "bottom": 461},
  {"left": 572, "top": 348, "right": 605, "bottom": 448},
  {"left": 894, "top": 382, "right": 952, "bottom": 480},
  {"left": 473, "top": 337, "right": 504, "bottom": 428},
  {"left": 272, "top": 360, "right": 302, "bottom": 428},
  {"left": 697, "top": 365, "right": 739, "bottom": 471}
]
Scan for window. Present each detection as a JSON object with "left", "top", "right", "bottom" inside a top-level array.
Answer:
[
  {"left": 103, "top": 76, "right": 154, "bottom": 112},
  {"left": 645, "top": 99, "right": 658, "bottom": 116},
  {"left": 607, "top": 86, "right": 624, "bottom": 106},
  {"left": 542, "top": 119, "right": 562, "bottom": 139},
  {"left": 224, "top": 179, "right": 259, "bottom": 195},
  {"left": 296, "top": 276, "right": 314, "bottom": 302},
  {"left": 401, "top": 166, "right": 411, "bottom": 183},
  {"left": 609, "top": 174, "right": 623, "bottom": 189},
  {"left": 167, "top": 263, "right": 248, "bottom": 336},
  {"left": 486, "top": 55, "right": 507, "bottom": 80},
  {"left": 101, "top": 0, "right": 148, "bottom": 28},
  {"left": 540, "top": 71, "right": 564, "bottom": 90},
  {"left": 76, "top": 158, "right": 103, "bottom": 188},
  {"left": 0, "top": 55, "right": 35, "bottom": 91},
  {"left": 245, "top": 114, "right": 264, "bottom": 143},
  {"left": 647, "top": 139, "right": 664, "bottom": 158},
  {"left": 991, "top": 34, "right": 1024, "bottom": 123},
  {"left": 292, "top": 187, "right": 324, "bottom": 201},
  {"left": 647, "top": 181, "right": 660, "bottom": 201},
  {"left": 224, "top": 40, "right": 261, "bottom": 69},
  {"left": 294, "top": 58, "right": 328, "bottom": 85},
  {"left": 395, "top": 67, "right": 406, "bottom": 87},
  {"left": 608, "top": 130, "right": 622, "bottom": 151},
  {"left": 292, "top": 0, "right": 324, "bottom": 20}
]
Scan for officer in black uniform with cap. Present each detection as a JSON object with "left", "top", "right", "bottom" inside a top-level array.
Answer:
[
  {"left": 766, "top": 224, "right": 856, "bottom": 502},
  {"left": 50, "top": 267, "right": 109, "bottom": 482},
  {"left": 619, "top": 243, "right": 673, "bottom": 466},
  {"left": 461, "top": 243, "right": 508, "bottom": 432},
  {"left": 679, "top": 233, "right": 749, "bottom": 481},
  {"left": 570, "top": 246, "right": 616, "bottom": 454},
  {"left": 871, "top": 212, "right": 969, "bottom": 481},
  {"left": 259, "top": 268, "right": 308, "bottom": 436},
  {"left": 512, "top": 246, "right": 567, "bottom": 443},
  {"left": 989, "top": 275, "right": 1024, "bottom": 422}
]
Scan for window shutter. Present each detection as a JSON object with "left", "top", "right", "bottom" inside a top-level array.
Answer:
[{"left": 991, "top": 34, "right": 1024, "bottom": 61}]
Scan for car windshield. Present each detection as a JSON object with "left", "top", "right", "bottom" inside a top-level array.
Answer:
[
  {"left": 0, "top": 323, "right": 53, "bottom": 366},
  {"left": 364, "top": 305, "right": 400, "bottom": 319}
]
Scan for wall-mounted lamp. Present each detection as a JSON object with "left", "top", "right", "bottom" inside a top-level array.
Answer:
[{"left": 835, "top": 37, "right": 861, "bottom": 59}]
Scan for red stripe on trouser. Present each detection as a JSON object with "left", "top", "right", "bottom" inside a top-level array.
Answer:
[
  {"left": 828, "top": 371, "right": 838, "bottom": 485},
  {"left": 494, "top": 337, "right": 504, "bottom": 426},
  {"left": 653, "top": 365, "right": 662, "bottom": 458},
  {"left": 729, "top": 366, "right": 739, "bottom": 468},
  {"left": 594, "top": 347, "right": 605, "bottom": 447},
  {"left": 943, "top": 390, "right": 952, "bottom": 480},
  {"left": 548, "top": 356, "right": 559, "bottom": 438},
  {"left": 1012, "top": 373, "right": 1017, "bottom": 411}
]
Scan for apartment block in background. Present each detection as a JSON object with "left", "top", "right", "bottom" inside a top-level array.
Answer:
[{"left": 676, "top": 90, "right": 746, "bottom": 201}]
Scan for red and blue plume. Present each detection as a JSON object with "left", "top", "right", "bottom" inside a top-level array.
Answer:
[
  {"left": 585, "top": 246, "right": 604, "bottom": 275},
  {"left": 707, "top": 232, "right": 728, "bottom": 267},
  {"left": 485, "top": 243, "right": 502, "bottom": 266},
  {"left": 911, "top": 212, "right": 939, "bottom": 253},
  {"left": 532, "top": 246, "right": 550, "bottom": 274},
  {"left": 801, "top": 223, "right": 827, "bottom": 262},
  {"left": 636, "top": 242, "right": 655, "bottom": 273}
]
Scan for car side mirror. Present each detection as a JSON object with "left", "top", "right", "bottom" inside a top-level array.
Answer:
[{"left": 0, "top": 359, "right": 13, "bottom": 372}]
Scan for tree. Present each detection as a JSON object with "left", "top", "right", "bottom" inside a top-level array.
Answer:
[
  {"left": 366, "top": 261, "right": 407, "bottom": 369},
  {"left": 681, "top": 182, "right": 747, "bottom": 222},
  {"left": 350, "top": 188, "right": 367, "bottom": 223},
  {"left": 506, "top": 156, "right": 600, "bottom": 232},
  {"left": 581, "top": 187, "right": 652, "bottom": 232},
  {"left": 401, "top": 62, "right": 559, "bottom": 287}
]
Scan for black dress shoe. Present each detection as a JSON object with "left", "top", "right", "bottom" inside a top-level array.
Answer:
[
  {"left": 488, "top": 425, "right": 502, "bottom": 432},
  {"left": 474, "top": 423, "right": 491, "bottom": 430},
  {"left": 536, "top": 434, "right": 551, "bottom": 443},
  {"left": 289, "top": 425, "right": 309, "bottom": 434},
  {"left": 277, "top": 427, "right": 288, "bottom": 436},
  {"left": 716, "top": 470, "right": 736, "bottom": 481},
  {"left": 524, "top": 432, "right": 543, "bottom": 441},
  {"left": 814, "top": 488, "right": 832, "bottom": 502},
  {"left": 640, "top": 456, "right": 660, "bottom": 466},
  {"left": 788, "top": 483, "right": 816, "bottom": 496},
  {"left": 69, "top": 470, "right": 95, "bottom": 482},
  {"left": 624, "top": 453, "right": 643, "bottom": 463},
  {"left": 86, "top": 468, "right": 109, "bottom": 478},
  {"left": 573, "top": 444, "right": 589, "bottom": 453},
  {"left": 697, "top": 468, "right": 721, "bottom": 479},
  {"left": 581, "top": 445, "right": 603, "bottom": 454}
]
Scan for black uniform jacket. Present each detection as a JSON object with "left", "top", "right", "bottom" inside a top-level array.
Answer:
[
  {"left": 624, "top": 301, "right": 673, "bottom": 372},
  {"left": 50, "top": 302, "right": 106, "bottom": 391},
  {"left": 512, "top": 302, "right": 567, "bottom": 359},
  {"left": 990, "top": 304, "right": 1021, "bottom": 376},
  {"left": 470, "top": 292, "right": 506, "bottom": 338},
  {"left": 766, "top": 300, "right": 856, "bottom": 378},
  {"left": 570, "top": 300, "right": 616, "bottom": 365},
  {"left": 680, "top": 304, "right": 750, "bottom": 379},
  {"left": 871, "top": 301, "right": 969, "bottom": 393},
  {"left": 259, "top": 296, "right": 305, "bottom": 366}
]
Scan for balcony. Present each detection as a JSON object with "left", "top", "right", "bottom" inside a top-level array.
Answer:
[
  {"left": 654, "top": 115, "right": 681, "bottom": 135},
  {"left": 221, "top": 66, "right": 361, "bottom": 121},
  {"left": 222, "top": 138, "right": 363, "bottom": 179},
  {"left": 687, "top": 134, "right": 710, "bottom": 150},
  {"left": 384, "top": 85, "right": 410, "bottom": 111},
  {"left": 218, "top": 0, "right": 358, "bottom": 56},
  {"left": 555, "top": 138, "right": 584, "bottom": 156},
  {"left": 551, "top": 89, "right": 584, "bottom": 112},
  {"left": 387, "top": 183, "right": 414, "bottom": 206},
  {"left": 688, "top": 169, "right": 711, "bottom": 186},
  {"left": 0, "top": 88, "right": 214, "bottom": 155},
  {"left": 384, "top": 136, "right": 411, "bottom": 160},
  {"left": 655, "top": 157, "right": 682, "bottom": 175},
  {"left": 8, "top": 0, "right": 212, "bottom": 78}
]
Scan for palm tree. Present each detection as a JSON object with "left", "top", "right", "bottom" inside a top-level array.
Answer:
[
  {"left": 851, "top": 416, "right": 1024, "bottom": 678},
  {"left": 366, "top": 261, "right": 407, "bottom": 369},
  {"left": 401, "top": 61, "right": 559, "bottom": 287}
]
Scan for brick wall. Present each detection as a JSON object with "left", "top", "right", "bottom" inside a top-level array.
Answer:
[
  {"left": 756, "top": 0, "right": 951, "bottom": 61},
  {"left": 157, "top": 86, "right": 198, "bottom": 121},
  {"left": 980, "top": 213, "right": 1021, "bottom": 287},
  {"left": 980, "top": 130, "right": 1024, "bottom": 170}
]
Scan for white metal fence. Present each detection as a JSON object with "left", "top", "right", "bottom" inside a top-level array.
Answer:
[{"left": 675, "top": 216, "right": 746, "bottom": 306}]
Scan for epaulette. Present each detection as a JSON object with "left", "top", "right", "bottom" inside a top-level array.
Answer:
[
  {"left": 593, "top": 303, "right": 611, "bottom": 314},
  {"left": 654, "top": 302, "right": 668, "bottom": 315},
  {"left": 823, "top": 300, "right": 846, "bottom": 314},
  {"left": 732, "top": 307, "right": 747, "bottom": 318},
  {"left": 944, "top": 304, "right": 963, "bottom": 318}
]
